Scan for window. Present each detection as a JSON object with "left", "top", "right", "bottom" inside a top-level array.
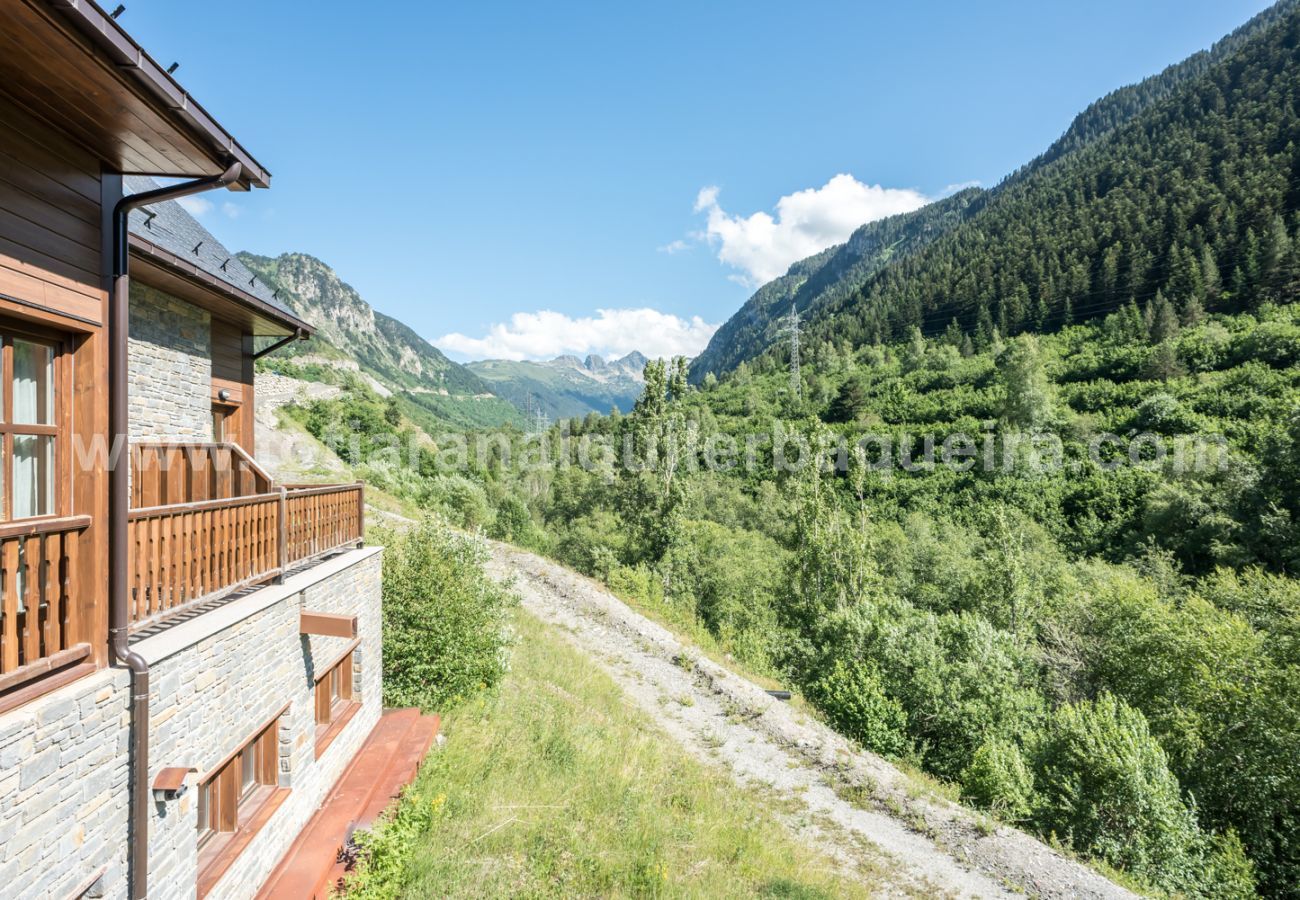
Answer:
[
  {"left": 0, "top": 332, "right": 60, "bottom": 521},
  {"left": 314, "top": 648, "right": 359, "bottom": 755},
  {"left": 197, "top": 718, "right": 279, "bottom": 850}
]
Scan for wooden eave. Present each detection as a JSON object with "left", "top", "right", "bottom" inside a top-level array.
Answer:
[{"left": 1, "top": 0, "right": 271, "bottom": 189}]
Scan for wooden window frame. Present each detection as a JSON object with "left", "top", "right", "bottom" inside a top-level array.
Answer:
[
  {"left": 196, "top": 708, "right": 288, "bottom": 890},
  {"left": 314, "top": 643, "right": 360, "bottom": 757},
  {"left": 0, "top": 321, "right": 70, "bottom": 523}
]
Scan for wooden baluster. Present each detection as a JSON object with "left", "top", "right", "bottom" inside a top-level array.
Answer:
[
  {"left": 169, "top": 513, "right": 177, "bottom": 610},
  {"left": 63, "top": 529, "right": 78, "bottom": 647},
  {"left": 236, "top": 505, "right": 246, "bottom": 581},
  {"left": 1, "top": 539, "right": 17, "bottom": 673},
  {"left": 148, "top": 516, "right": 160, "bottom": 617},
  {"left": 22, "top": 536, "right": 40, "bottom": 664},
  {"left": 222, "top": 505, "right": 232, "bottom": 588},
  {"left": 178, "top": 513, "right": 186, "bottom": 603},
  {"left": 42, "top": 533, "right": 60, "bottom": 654},
  {"left": 131, "top": 519, "right": 143, "bottom": 621},
  {"left": 157, "top": 515, "right": 168, "bottom": 614},
  {"left": 212, "top": 506, "right": 221, "bottom": 591},
  {"left": 198, "top": 510, "right": 206, "bottom": 597}
]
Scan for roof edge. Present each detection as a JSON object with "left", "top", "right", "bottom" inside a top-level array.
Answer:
[
  {"left": 41, "top": 0, "right": 272, "bottom": 189},
  {"left": 129, "top": 233, "right": 314, "bottom": 336}
]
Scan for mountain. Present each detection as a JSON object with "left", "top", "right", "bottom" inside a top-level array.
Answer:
[
  {"left": 467, "top": 351, "right": 648, "bottom": 420},
  {"left": 692, "top": 0, "right": 1300, "bottom": 380},
  {"left": 238, "top": 252, "right": 522, "bottom": 429},
  {"left": 690, "top": 189, "right": 983, "bottom": 380}
]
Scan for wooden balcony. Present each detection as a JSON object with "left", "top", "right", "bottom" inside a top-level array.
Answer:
[
  {"left": 127, "top": 442, "right": 365, "bottom": 628},
  {"left": 0, "top": 515, "right": 93, "bottom": 693},
  {"left": 127, "top": 481, "right": 364, "bottom": 629},
  {"left": 0, "top": 442, "right": 365, "bottom": 693},
  {"left": 130, "top": 442, "right": 274, "bottom": 507}
]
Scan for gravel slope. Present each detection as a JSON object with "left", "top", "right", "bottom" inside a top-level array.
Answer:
[{"left": 486, "top": 542, "right": 1137, "bottom": 900}]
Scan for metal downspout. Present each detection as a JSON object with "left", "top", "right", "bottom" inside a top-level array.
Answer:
[{"left": 109, "top": 163, "right": 243, "bottom": 900}]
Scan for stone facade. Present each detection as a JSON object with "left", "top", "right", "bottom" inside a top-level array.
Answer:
[
  {"left": 0, "top": 548, "right": 383, "bottom": 900},
  {"left": 0, "top": 667, "right": 130, "bottom": 899},
  {"left": 129, "top": 284, "right": 212, "bottom": 442}
]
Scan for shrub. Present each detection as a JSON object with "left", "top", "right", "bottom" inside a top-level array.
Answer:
[
  {"left": 1133, "top": 392, "right": 1198, "bottom": 435},
  {"left": 1030, "top": 694, "right": 1253, "bottom": 898},
  {"left": 961, "top": 738, "right": 1034, "bottom": 821},
  {"left": 432, "top": 475, "right": 493, "bottom": 530},
  {"left": 489, "top": 494, "right": 532, "bottom": 543},
  {"left": 871, "top": 608, "right": 1047, "bottom": 782},
  {"left": 376, "top": 517, "right": 516, "bottom": 710},
  {"left": 805, "top": 658, "right": 909, "bottom": 756}
]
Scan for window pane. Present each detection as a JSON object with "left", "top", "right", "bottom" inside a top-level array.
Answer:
[
  {"left": 12, "top": 435, "right": 53, "bottom": 518},
  {"left": 12, "top": 340, "right": 53, "bottom": 425},
  {"left": 197, "top": 781, "right": 210, "bottom": 835},
  {"left": 240, "top": 745, "right": 257, "bottom": 797}
]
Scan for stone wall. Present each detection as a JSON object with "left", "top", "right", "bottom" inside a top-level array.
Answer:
[
  {"left": 129, "top": 283, "right": 212, "bottom": 442},
  {"left": 141, "top": 547, "right": 383, "bottom": 900},
  {"left": 0, "top": 668, "right": 130, "bottom": 899},
  {"left": 0, "top": 547, "right": 384, "bottom": 899}
]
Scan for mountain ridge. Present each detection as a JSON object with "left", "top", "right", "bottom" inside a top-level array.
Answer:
[
  {"left": 467, "top": 350, "right": 649, "bottom": 420},
  {"left": 238, "top": 251, "right": 523, "bottom": 429},
  {"left": 691, "top": 0, "right": 1300, "bottom": 381}
]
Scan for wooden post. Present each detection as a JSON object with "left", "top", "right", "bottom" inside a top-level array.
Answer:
[
  {"left": 355, "top": 482, "right": 365, "bottom": 548},
  {"left": 275, "top": 486, "right": 287, "bottom": 584}
]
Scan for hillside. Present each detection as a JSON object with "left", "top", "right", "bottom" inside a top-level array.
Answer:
[
  {"left": 467, "top": 351, "right": 647, "bottom": 420},
  {"left": 239, "top": 251, "right": 522, "bottom": 430},
  {"left": 692, "top": 0, "right": 1300, "bottom": 380},
  {"left": 690, "top": 190, "right": 983, "bottom": 380}
]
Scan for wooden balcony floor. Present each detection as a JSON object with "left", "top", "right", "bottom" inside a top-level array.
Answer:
[{"left": 256, "top": 708, "right": 441, "bottom": 900}]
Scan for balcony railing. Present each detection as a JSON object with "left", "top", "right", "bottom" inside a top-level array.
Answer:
[
  {"left": 0, "top": 438, "right": 366, "bottom": 687},
  {"left": 0, "top": 515, "right": 92, "bottom": 691},
  {"left": 130, "top": 442, "right": 274, "bottom": 507},
  {"left": 127, "top": 482, "right": 364, "bottom": 629}
]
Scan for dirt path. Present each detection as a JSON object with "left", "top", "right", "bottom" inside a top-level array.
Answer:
[{"left": 486, "top": 542, "right": 1136, "bottom": 900}]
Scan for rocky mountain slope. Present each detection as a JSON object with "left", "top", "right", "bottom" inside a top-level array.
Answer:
[
  {"left": 239, "top": 252, "right": 521, "bottom": 429},
  {"left": 467, "top": 351, "right": 648, "bottom": 420}
]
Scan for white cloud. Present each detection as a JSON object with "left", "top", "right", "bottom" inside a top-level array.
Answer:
[
  {"left": 939, "top": 180, "right": 982, "bottom": 196},
  {"left": 434, "top": 308, "right": 719, "bottom": 362},
  {"left": 221, "top": 201, "right": 242, "bottom": 219},
  {"left": 176, "top": 195, "right": 212, "bottom": 216},
  {"left": 690, "top": 174, "right": 931, "bottom": 288},
  {"left": 657, "top": 239, "right": 690, "bottom": 255}
]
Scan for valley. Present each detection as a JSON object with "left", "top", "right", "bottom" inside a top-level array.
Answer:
[{"left": 253, "top": 3, "right": 1300, "bottom": 896}]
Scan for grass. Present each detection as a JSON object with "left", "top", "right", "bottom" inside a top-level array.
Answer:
[{"left": 339, "top": 611, "right": 888, "bottom": 898}]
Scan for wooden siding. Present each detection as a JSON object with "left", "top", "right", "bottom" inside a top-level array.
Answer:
[
  {"left": 0, "top": 94, "right": 104, "bottom": 325},
  {"left": 210, "top": 319, "right": 254, "bottom": 453}
]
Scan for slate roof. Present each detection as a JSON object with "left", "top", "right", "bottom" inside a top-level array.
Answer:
[{"left": 124, "top": 175, "right": 306, "bottom": 330}]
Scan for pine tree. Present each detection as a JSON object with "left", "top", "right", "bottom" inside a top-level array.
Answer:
[
  {"left": 668, "top": 356, "right": 689, "bottom": 402},
  {"left": 1144, "top": 341, "right": 1186, "bottom": 381},
  {"left": 998, "top": 334, "right": 1055, "bottom": 429},
  {"left": 1150, "top": 292, "right": 1181, "bottom": 343},
  {"left": 1201, "top": 246, "right": 1222, "bottom": 302}
]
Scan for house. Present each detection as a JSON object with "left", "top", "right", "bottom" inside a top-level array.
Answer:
[{"left": 0, "top": 3, "right": 430, "bottom": 897}]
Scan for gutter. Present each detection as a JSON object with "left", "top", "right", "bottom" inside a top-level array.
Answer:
[
  {"left": 253, "top": 329, "right": 309, "bottom": 360},
  {"left": 110, "top": 163, "right": 244, "bottom": 900}
]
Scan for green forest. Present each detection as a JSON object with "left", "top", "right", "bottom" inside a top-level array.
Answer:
[{"left": 295, "top": 298, "right": 1300, "bottom": 898}]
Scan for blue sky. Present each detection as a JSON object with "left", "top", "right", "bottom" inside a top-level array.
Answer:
[{"left": 125, "top": 0, "right": 1273, "bottom": 360}]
